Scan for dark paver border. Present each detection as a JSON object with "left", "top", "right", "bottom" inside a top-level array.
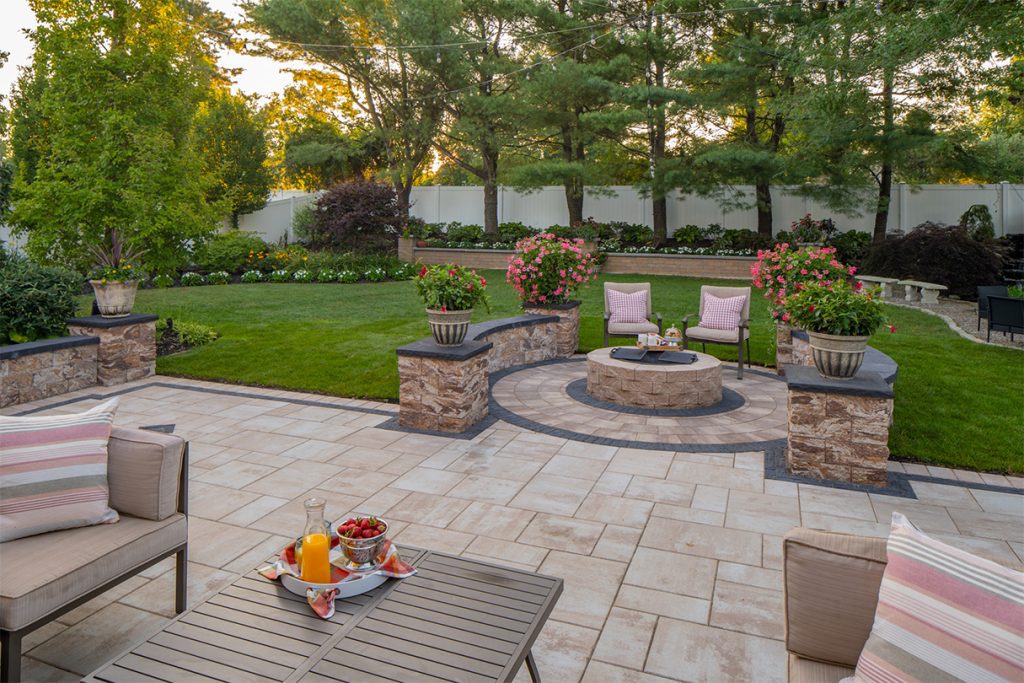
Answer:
[{"left": 564, "top": 378, "right": 746, "bottom": 417}]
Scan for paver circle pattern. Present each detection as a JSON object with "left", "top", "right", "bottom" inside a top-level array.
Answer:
[{"left": 491, "top": 357, "right": 790, "bottom": 451}]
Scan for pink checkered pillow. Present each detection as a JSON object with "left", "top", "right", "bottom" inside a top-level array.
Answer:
[
  {"left": 608, "top": 289, "right": 649, "bottom": 324},
  {"left": 701, "top": 293, "right": 745, "bottom": 330}
]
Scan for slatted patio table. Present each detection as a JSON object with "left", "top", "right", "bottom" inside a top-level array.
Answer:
[{"left": 84, "top": 547, "right": 563, "bottom": 683}]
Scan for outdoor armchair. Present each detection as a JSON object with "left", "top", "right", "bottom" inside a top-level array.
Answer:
[
  {"left": 0, "top": 427, "right": 189, "bottom": 683},
  {"left": 603, "top": 282, "right": 663, "bottom": 347},
  {"left": 976, "top": 285, "right": 1008, "bottom": 331},
  {"left": 681, "top": 285, "right": 752, "bottom": 379},
  {"left": 987, "top": 295, "right": 1024, "bottom": 342}
]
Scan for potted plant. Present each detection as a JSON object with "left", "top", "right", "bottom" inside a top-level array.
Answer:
[
  {"left": 782, "top": 279, "right": 893, "bottom": 379},
  {"left": 88, "top": 230, "right": 146, "bottom": 318},
  {"left": 415, "top": 264, "right": 490, "bottom": 346}
]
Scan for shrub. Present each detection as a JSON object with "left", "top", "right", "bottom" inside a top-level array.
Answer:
[
  {"left": 195, "top": 231, "right": 271, "bottom": 274},
  {"left": 960, "top": 204, "right": 995, "bottom": 241},
  {"left": 389, "top": 264, "right": 416, "bottom": 280},
  {"left": 506, "top": 233, "right": 597, "bottom": 304},
  {"left": 673, "top": 225, "right": 702, "bottom": 244},
  {"left": 499, "top": 222, "right": 536, "bottom": 241},
  {"left": 616, "top": 223, "right": 653, "bottom": 245},
  {"left": 415, "top": 264, "right": 490, "bottom": 311},
  {"left": 292, "top": 269, "right": 313, "bottom": 283},
  {"left": 157, "top": 318, "right": 219, "bottom": 349},
  {"left": 269, "top": 269, "right": 290, "bottom": 282},
  {"left": 337, "top": 270, "right": 359, "bottom": 283},
  {"left": 827, "top": 230, "right": 872, "bottom": 266},
  {"left": 1009, "top": 284, "right": 1024, "bottom": 298},
  {"left": 714, "top": 229, "right": 773, "bottom": 252},
  {"left": 783, "top": 279, "right": 890, "bottom": 336},
  {"left": 700, "top": 224, "right": 725, "bottom": 243},
  {"left": 240, "top": 270, "right": 262, "bottom": 283},
  {"left": 861, "top": 223, "right": 1004, "bottom": 298},
  {"left": 364, "top": 267, "right": 387, "bottom": 282},
  {"left": 207, "top": 271, "right": 231, "bottom": 285},
  {"left": 180, "top": 272, "right": 206, "bottom": 286},
  {"left": 151, "top": 273, "right": 175, "bottom": 288},
  {"left": 315, "top": 269, "right": 337, "bottom": 283},
  {"left": 789, "top": 214, "right": 838, "bottom": 243},
  {"left": 445, "top": 222, "right": 484, "bottom": 242},
  {"left": 405, "top": 219, "right": 445, "bottom": 240},
  {"left": 0, "top": 257, "right": 80, "bottom": 344},
  {"left": 306, "top": 180, "right": 402, "bottom": 253},
  {"left": 574, "top": 218, "right": 616, "bottom": 241},
  {"left": 751, "top": 244, "right": 853, "bottom": 319},
  {"left": 291, "top": 203, "right": 316, "bottom": 243}
]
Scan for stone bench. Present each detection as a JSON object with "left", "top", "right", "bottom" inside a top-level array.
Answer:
[
  {"left": 854, "top": 275, "right": 900, "bottom": 299},
  {"left": 897, "top": 279, "right": 947, "bottom": 305}
]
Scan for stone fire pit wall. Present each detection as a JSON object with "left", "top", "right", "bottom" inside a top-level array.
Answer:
[
  {"left": 397, "top": 313, "right": 566, "bottom": 432},
  {"left": 784, "top": 364, "right": 895, "bottom": 487}
]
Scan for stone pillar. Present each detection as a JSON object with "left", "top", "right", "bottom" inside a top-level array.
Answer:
[
  {"left": 67, "top": 314, "right": 158, "bottom": 386},
  {"left": 397, "top": 340, "right": 491, "bottom": 432},
  {"left": 784, "top": 365, "right": 894, "bottom": 487},
  {"left": 523, "top": 300, "right": 580, "bottom": 357},
  {"left": 397, "top": 236, "right": 416, "bottom": 263}
]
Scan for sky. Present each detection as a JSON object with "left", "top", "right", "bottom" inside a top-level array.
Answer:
[{"left": 0, "top": 0, "right": 298, "bottom": 100}]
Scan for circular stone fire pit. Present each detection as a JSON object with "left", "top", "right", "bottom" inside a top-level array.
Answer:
[{"left": 586, "top": 347, "right": 723, "bottom": 409}]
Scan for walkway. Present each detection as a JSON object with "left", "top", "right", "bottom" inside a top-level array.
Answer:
[{"left": 4, "top": 369, "right": 1022, "bottom": 682}]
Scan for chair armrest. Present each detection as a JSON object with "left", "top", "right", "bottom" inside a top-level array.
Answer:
[
  {"left": 681, "top": 313, "right": 697, "bottom": 332},
  {"left": 603, "top": 311, "right": 610, "bottom": 332},
  {"left": 738, "top": 317, "right": 750, "bottom": 330},
  {"left": 107, "top": 427, "right": 187, "bottom": 521},
  {"left": 783, "top": 528, "right": 888, "bottom": 668},
  {"left": 655, "top": 312, "right": 663, "bottom": 333}
]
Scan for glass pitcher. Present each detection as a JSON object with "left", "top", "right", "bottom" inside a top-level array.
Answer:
[{"left": 299, "top": 497, "right": 332, "bottom": 583}]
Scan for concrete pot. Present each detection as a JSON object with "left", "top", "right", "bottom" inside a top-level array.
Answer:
[
  {"left": 806, "top": 330, "right": 870, "bottom": 379},
  {"left": 89, "top": 280, "right": 139, "bottom": 318},
  {"left": 426, "top": 308, "right": 473, "bottom": 346}
]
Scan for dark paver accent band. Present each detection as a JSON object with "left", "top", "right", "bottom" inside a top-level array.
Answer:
[
  {"left": 0, "top": 334, "right": 100, "bottom": 360},
  {"left": 565, "top": 378, "right": 746, "bottom": 417},
  {"left": 763, "top": 446, "right": 917, "bottom": 498}
]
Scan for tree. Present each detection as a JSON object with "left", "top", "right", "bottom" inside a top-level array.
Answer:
[
  {"left": 195, "top": 89, "right": 273, "bottom": 227},
  {"left": 0, "top": 51, "right": 13, "bottom": 221},
  {"left": 281, "top": 120, "right": 380, "bottom": 190},
  {"left": 8, "top": 0, "right": 226, "bottom": 273}
]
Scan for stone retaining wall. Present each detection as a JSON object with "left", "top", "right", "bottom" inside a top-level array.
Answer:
[
  {"left": 1, "top": 337, "right": 100, "bottom": 408},
  {"left": 397, "top": 312, "right": 574, "bottom": 433}
]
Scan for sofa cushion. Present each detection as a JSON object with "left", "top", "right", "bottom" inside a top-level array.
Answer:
[
  {"left": 0, "top": 512, "right": 186, "bottom": 631},
  {"left": 789, "top": 654, "right": 855, "bottom": 683},
  {"left": 608, "top": 289, "right": 650, "bottom": 325},
  {"left": 0, "top": 398, "right": 120, "bottom": 542},
  {"left": 107, "top": 427, "right": 185, "bottom": 521},
  {"left": 848, "top": 512, "right": 1024, "bottom": 683}
]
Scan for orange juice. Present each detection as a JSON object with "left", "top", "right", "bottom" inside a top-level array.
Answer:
[{"left": 300, "top": 532, "right": 331, "bottom": 583}]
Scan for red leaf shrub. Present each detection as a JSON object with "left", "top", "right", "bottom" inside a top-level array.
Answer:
[{"left": 307, "top": 180, "right": 402, "bottom": 253}]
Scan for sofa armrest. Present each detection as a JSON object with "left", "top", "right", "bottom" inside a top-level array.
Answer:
[
  {"left": 107, "top": 427, "right": 187, "bottom": 521},
  {"left": 783, "top": 527, "right": 888, "bottom": 668}
]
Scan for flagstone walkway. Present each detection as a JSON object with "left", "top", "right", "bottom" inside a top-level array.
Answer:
[{"left": 4, "top": 370, "right": 1022, "bottom": 682}]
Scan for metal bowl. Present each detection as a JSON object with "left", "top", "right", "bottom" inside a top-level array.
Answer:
[{"left": 335, "top": 519, "right": 388, "bottom": 571}]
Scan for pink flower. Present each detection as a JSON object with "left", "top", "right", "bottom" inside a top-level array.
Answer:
[{"left": 782, "top": 312, "right": 790, "bottom": 322}]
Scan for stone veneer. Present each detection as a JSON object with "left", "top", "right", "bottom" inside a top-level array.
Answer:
[
  {"left": 586, "top": 348, "right": 723, "bottom": 409},
  {"left": 784, "top": 365, "right": 894, "bottom": 487},
  {"left": 522, "top": 301, "right": 581, "bottom": 358},
  {"left": 775, "top": 323, "right": 814, "bottom": 375},
  {"left": 66, "top": 314, "right": 159, "bottom": 387},
  {"left": 1, "top": 337, "right": 100, "bottom": 408},
  {"left": 397, "top": 313, "right": 569, "bottom": 433}
]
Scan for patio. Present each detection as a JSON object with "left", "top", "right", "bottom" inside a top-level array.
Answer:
[{"left": 4, "top": 368, "right": 1023, "bottom": 682}]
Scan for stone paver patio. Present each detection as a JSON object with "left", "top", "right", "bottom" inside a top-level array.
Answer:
[{"left": 4, "top": 364, "right": 1023, "bottom": 682}]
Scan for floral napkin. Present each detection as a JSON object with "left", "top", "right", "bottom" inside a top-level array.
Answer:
[{"left": 258, "top": 536, "right": 416, "bottom": 619}]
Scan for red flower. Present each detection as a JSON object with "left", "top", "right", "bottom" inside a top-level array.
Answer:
[
  {"left": 889, "top": 325, "right": 896, "bottom": 333},
  {"left": 441, "top": 305, "right": 448, "bottom": 312},
  {"left": 480, "top": 277, "right": 487, "bottom": 287},
  {"left": 808, "top": 305, "right": 815, "bottom": 313},
  {"left": 419, "top": 267, "right": 427, "bottom": 278},
  {"left": 448, "top": 269, "right": 456, "bottom": 276}
]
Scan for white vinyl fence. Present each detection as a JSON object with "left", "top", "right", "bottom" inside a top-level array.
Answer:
[{"left": 236, "top": 183, "right": 1024, "bottom": 245}]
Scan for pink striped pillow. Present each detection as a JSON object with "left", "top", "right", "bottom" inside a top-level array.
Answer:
[
  {"left": 0, "top": 398, "right": 120, "bottom": 541},
  {"left": 701, "top": 293, "right": 745, "bottom": 330},
  {"left": 608, "top": 289, "right": 649, "bottom": 324},
  {"left": 847, "top": 513, "right": 1024, "bottom": 683}
]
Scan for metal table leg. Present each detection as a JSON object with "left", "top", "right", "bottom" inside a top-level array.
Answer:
[{"left": 526, "top": 650, "right": 541, "bottom": 683}]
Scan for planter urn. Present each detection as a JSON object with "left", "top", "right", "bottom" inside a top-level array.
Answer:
[
  {"left": 806, "top": 331, "right": 870, "bottom": 379},
  {"left": 426, "top": 308, "right": 473, "bottom": 346},
  {"left": 89, "top": 280, "right": 140, "bottom": 318}
]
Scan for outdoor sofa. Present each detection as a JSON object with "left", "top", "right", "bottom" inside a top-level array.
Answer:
[{"left": 0, "top": 427, "right": 188, "bottom": 682}]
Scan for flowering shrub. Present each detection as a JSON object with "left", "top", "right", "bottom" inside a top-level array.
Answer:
[
  {"left": 337, "top": 270, "right": 359, "bottom": 283},
  {"left": 269, "top": 269, "right": 290, "bottom": 282},
  {"left": 506, "top": 233, "right": 596, "bottom": 305},
  {"left": 240, "top": 270, "right": 262, "bottom": 283},
  {"left": 316, "top": 269, "right": 337, "bottom": 283},
  {"left": 207, "top": 271, "right": 231, "bottom": 285},
  {"left": 151, "top": 274, "right": 175, "bottom": 288},
  {"left": 180, "top": 272, "right": 205, "bottom": 286},
  {"left": 751, "top": 244, "right": 855, "bottom": 319},
  {"left": 389, "top": 264, "right": 416, "bottom": 280},
  {"left": 415, "top": 264, "right": 490, "bottom": 312},
  {"left": 789, "top": 214, "right": 838, "bottom": 244},
  {"left": 364, "top": 267, "right": 387, "bottom": 282},
  {"left": 783, "top": 280, "right": 891, "bottom": 337},
  {"left": 292, "top": 269, "right": 313, "bottom": 283}
]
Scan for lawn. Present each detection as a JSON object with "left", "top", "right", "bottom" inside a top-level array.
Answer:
[{"left": 86, "top": 273, "right": 1024, "bottom": 472}]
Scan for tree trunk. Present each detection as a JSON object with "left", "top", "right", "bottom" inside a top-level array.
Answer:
[
  {"left": 395, "top": 179, "right": 412, "bottom": 222},
  {"left": 756, "top": 182, "right": 773, "bottom": 236},
  {"left": 650, "top": 52, "right": 668, "bottom": 245},
  {"left": 562, "top": 122, "right": 584, "bottom": 225},
  {"left": 873, "top": 67, "right": 895, "bottom": 243},
  {"left": 481, "top": 144, "right": 499, "bottom": 234}
]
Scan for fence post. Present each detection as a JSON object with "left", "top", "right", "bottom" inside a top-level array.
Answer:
[
  {"left": 999, "top": 182, "right": 1008, "bottom": 237},
  {"left": 289, "top": 196, "right": 295, "bottom": 243},
  {"left": 898, "top": 183, "right": 909, "bottom": 233}
]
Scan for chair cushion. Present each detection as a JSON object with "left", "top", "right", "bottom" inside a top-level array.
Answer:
[
  {"left": 701, "top": 292, "right": 745, "bottom": 330},
  {"left": 789, "top": 655, "right": 855, "bottom": 683},
  {"left": 608, "top": 289, "right": 649, "bottom": 324},
  {"left": 608, "top": 320, "right": 660, "bottom": 335},
  {"left": 684, "top": 325, "right": 749, "bottom": 343},
  {"left": 0, "top": 512, "right": 186, "bottom": 630},
  {"left": 848, "top": 513, "right": 1024, "bottom": 683},
  {"left": 107, "top": 427, "right": 185, "bottom": 521},
  {"left": 0, "top": 398, "right": 120, "bottom": 542}
]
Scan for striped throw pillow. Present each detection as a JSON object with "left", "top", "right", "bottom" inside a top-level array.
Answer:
[
  {"left": 849, "top": 512, "right": 1024, "bottom": 682},
  {"left": 608, "top": 289, "right": 649, "bottom": 324},
  {"left": 701, "top": 293, "right": 745, "bottom": 330},
  {"left": 0, "top": 398, "right": 120, "bottom": 542}
]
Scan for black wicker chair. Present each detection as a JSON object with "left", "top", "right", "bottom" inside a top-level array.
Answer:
[
  {"left": 987, "top": 295, "right": 1024, "bottom": 342},
  {"left": 976, "top": 285, "right": 1008, "bottom": 331}
]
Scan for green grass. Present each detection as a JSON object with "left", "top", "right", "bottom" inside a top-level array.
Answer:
[{"left": 83, "top": 273, "right": 1024, "bottom": 472}]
